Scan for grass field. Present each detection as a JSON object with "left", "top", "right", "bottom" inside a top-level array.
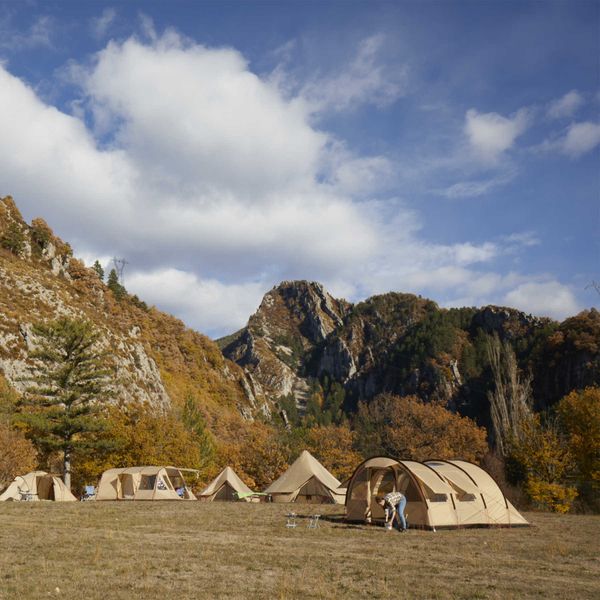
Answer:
[{"left": 0, "top": 502, "right": 598, "bottom": 600}]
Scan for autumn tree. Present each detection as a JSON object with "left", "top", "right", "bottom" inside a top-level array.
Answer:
[
  {"left": 0, "top": 422, "right": 37, "bottom": 490},
  {"left": 0, "top": 378, "right": 37, "bottom": 490},
  {"left": 17, "top": 317, "right": 112, "bottom": 490},
  {"left": 354, "top": 394, "right": 488, "bottom": 462},
  {"left": 305, "top": 424, "right": 361, "bottom": 481},
  {"left": 508, "top": 416, "right": 577, "bottom": 513},
  {"left": 557, "top": 386, "right": 600, "bottom": 508}
]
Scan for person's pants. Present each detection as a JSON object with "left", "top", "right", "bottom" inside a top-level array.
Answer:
[{"left": 396, "top": 497, "right": 407, "bottom": 530}]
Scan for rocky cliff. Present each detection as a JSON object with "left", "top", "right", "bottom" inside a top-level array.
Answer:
[
  {"left": 221, "top": 279, "right": 599, "bottom": 423},
  {"left": 0, "top": 196, "right": 269, "bottom": 425}
]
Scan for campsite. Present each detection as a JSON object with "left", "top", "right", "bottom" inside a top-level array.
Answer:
[{"left": 0, "top": 502, "right": 598, "bottom": 600}]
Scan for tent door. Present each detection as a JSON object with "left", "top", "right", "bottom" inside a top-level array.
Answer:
[{"left": 120, "top": 474, "right": 135, "bottom": 499}]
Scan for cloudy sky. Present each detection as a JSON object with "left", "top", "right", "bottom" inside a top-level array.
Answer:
[{"left": 0, "top": 1, "right": 598, "bottom": 337}]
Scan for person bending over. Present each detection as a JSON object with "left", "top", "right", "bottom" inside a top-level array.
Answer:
[{"left": 377, "top": 491, "right": 407, "bottom": 532}]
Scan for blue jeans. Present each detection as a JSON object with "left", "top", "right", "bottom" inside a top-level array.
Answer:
[{"left": 396, "top": 497, "right": 407, "bottom": 530}]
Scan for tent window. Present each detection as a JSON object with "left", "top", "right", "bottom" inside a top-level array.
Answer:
[
  {"left": 350, "top": 469, "right": 368, "bottom": 500},
  {"left": 430, "top": 493, "right": 448, "bottom": 502},
  {"left": 139, "top": 475, "right": 156, "bottom": 490}
]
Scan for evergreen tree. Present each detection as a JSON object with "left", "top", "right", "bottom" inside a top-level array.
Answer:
[
  {"left": 17, "top": 317, "right": 112, "bottom": 490},
  {"left": 107, "top": 268, "right": 126, "bottom": 300},
  {"left": 92, "top": 260, "right": 104, "bottom": 281},
  {"left": 0, "top": 222, "right": 25, "bottom": 256}
]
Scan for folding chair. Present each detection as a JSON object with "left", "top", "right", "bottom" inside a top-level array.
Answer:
[
  {"left": 285, "top": 512, "right": 298, "bottom": 528},
  {"left": 307, "top": 514, "right": 321, "bottom": 529}
]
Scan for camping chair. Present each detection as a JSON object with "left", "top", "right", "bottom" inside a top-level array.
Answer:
[
  {"left": 285, "top": 512, "right": 298, "bottom": 528},
  {"left": 19, "top": 490, "right": 36, "bottom": 501},
  {"left": 307, "top": 514, "right": 321, "bottom": 529},
  {"left": 82, "top": 486, "right": 96, "bottom": 501}
]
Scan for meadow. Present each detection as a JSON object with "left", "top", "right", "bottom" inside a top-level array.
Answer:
[{"left": 0, "top": 502, "right": 598, "bottom": 600}]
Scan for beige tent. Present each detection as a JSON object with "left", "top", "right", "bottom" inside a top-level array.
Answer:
[
  {"left": 264, "top": 450, "right": 345, "bottom": 504},
  {"left": 95, "top": 466, "right": 197, "bottom": 501},
  {"left": 198, "top": 467, "right": 254, "bottom": 501},
  {"left": 345, "top": 456, "right": 528, "bottom": 529},
  {"left": 0, "top": 471, "right": 77, "bottom": 502}
]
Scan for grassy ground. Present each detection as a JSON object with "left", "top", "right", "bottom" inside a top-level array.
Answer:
[{"left": 0, "top": 502, "right": 598, "bottom": 600}]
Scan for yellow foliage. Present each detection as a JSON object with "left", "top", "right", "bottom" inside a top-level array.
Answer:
[
  {"left": 525, "top": 478, "right": 578, "bottom": 513},
  {"left": 557, "top": 387, "right": 600, "bottom": 494},
  {"left": 305, "top": 425, "right": 361, "bottom": 481},
  {"left": 0, "top": 422, "right": 37, "bottom": 490}
]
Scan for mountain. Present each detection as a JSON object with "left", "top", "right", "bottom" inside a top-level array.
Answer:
[
  {"left": 221, "top": 280, "right": 600, "bottom": 425},
  {"left": 0, "top": 195, "right": 270, "bottom": 427}
]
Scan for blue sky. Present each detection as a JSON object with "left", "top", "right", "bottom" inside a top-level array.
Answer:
[{"left": 0, "top": 0, "right": 598, "bottom": 337}]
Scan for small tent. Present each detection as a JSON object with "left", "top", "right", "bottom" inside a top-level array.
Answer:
[
  {"left": 345, "top": 456, "right": 528, "bottom": 529},
  {"left": 0, "top": 471, "right": 77, "bottom": 502},
  {"left": 198, "top": 467, "right": 254, "bottom": 501},
  {"left": 95, "top": 466, "right": 196, "bottom": 501},
  {"left": 264, "top": 450, "right": 345, "bottom": 504}
]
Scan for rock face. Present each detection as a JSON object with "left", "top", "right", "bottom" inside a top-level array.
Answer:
[
  {"left": 0, "top": 196, "right": 267, "bottom": 423},
  {"left": 220, "top": 281, "right": 350, "bottom": 410},
  {"left": 221, "top": 280, "right": 597, "bottom": 421}
]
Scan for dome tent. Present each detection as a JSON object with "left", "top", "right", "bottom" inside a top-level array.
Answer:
[
  {"left": 198, "top": 467, "right": 254, "bottom": 501},
  {"left": 264, "top": 450, "right": 345, "bottom": 504},
  {"left": 345, "top": 457, "right": 528, "bottom": 529},
  {"left": 95, "top": 466, "right": 196, "bottom": 501},
  {"left": 0, "top": 471, "right": 77, "bottom": 502}
]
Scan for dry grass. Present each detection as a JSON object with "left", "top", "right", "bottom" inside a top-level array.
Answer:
[{"left": 0, "top": 502, "right": 598, "bottom": 599}]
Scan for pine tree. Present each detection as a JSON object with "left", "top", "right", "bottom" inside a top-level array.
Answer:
[
  {"left": 92, "top": 260, "right": 104, "bottom": 281},
  {"left": 107, "top": 268, "right": 126, "bottom": 300},
  {"left": 17, "top": 317, "right": 112, "bottom": 491}
]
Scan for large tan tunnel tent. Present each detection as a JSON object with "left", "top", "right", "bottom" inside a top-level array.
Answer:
[
  {"left": 95, "top": 466, "right": 196, "bottom": 501},
  {"left": 0, "top": 471, "right": 77, "bottom": 502},
  {"left": 345, "top": 457, "right": 528, "bottom": 529},
  {"left": 264, "top": 450, "right": 345, "bottom": 504},
  {"left": 198, "top": 467, "right": 254, "bottom": 501}
]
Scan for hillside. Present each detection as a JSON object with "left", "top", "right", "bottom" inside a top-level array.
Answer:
[
  {"left": 0, "top": 195, "right": 270, "bottom": 428},
  {"left": 221, "top": 280, "right": 600, "bottom": 425}
]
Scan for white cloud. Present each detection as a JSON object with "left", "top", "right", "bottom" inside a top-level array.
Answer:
[
  {"left": 503, "top": 281, "right": 581, "bottom": 320},
  {"left": 547, "top": 90, "right": 583, "bottom": 119},
  {"left": 561, "top": 121, "right": 600, "bottom": 158},
  {"left": 0, "top": 31, "right": 579, "bottom": 335},
  {"left": 299, "top": 34, "right": 407, "bottom": 113},
  {"left": 91, "top": 8, "right": 116, "bottom": 40},
  {"left": 443, "top": 170, "right": 516, "bottom": 198},
  {"left": 464, "top": 108, "right": 529, "bottom": 162},
  {"left": 127, "top": 269, "right": 266, "bottom": 336}
]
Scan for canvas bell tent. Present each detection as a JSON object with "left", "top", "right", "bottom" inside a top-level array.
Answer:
[
  {"left": 95, "top": 466, "right": 196, "bottom": 501},
  {"left": 0, "top": 471, "right": 77, "bottom": 502},
  {"left": 345, "top": 457, "right": 528, "bottom": 529},
  {"left": 198, "top": 467, "right": 254, "bottom": 501},
  {"left": 264, "top": 450, "right": 345, "bottom": 504}
]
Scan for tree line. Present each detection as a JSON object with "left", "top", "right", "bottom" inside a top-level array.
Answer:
[{"left": 0, "top": 316, "right": 597, "bottom": 512}]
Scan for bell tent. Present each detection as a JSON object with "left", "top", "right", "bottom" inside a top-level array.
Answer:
[
  {"left": 198, "top": 467, "right": 254, "bottom": 501},
  {"left": 0, "top": 471, "right": 77, "bottom": 502},
  {"left": 264, "top": 450, "right": 345, "bottom": 504},
  {"left": 345, "top": 457, "right": 528, "bottom": 529},
  {"left": 95, "top": 466, "right": 196, "bottom": 501}
]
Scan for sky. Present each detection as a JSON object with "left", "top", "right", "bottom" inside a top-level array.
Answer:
[{"left": 0, "top": 0, "right": 598, "bottom": 338}]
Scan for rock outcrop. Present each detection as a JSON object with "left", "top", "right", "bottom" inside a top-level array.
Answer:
[{"left": 0, "top": 195, "right": 268, "bottom": 423}]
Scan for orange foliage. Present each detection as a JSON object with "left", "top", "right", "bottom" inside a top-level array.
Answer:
[
  {"left": 305, "top": 424, "right": 361, "bottom": 481},
  {"left": 356, "top": 394, "right": 489, "bottom": 462}
]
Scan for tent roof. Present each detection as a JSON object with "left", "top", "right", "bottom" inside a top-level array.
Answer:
[
  {"left": 199, "top": 467, "right": 253, "bottom": 497},
  {"left": 264, "top": 450, "right": 341, "bottom": 494}
]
